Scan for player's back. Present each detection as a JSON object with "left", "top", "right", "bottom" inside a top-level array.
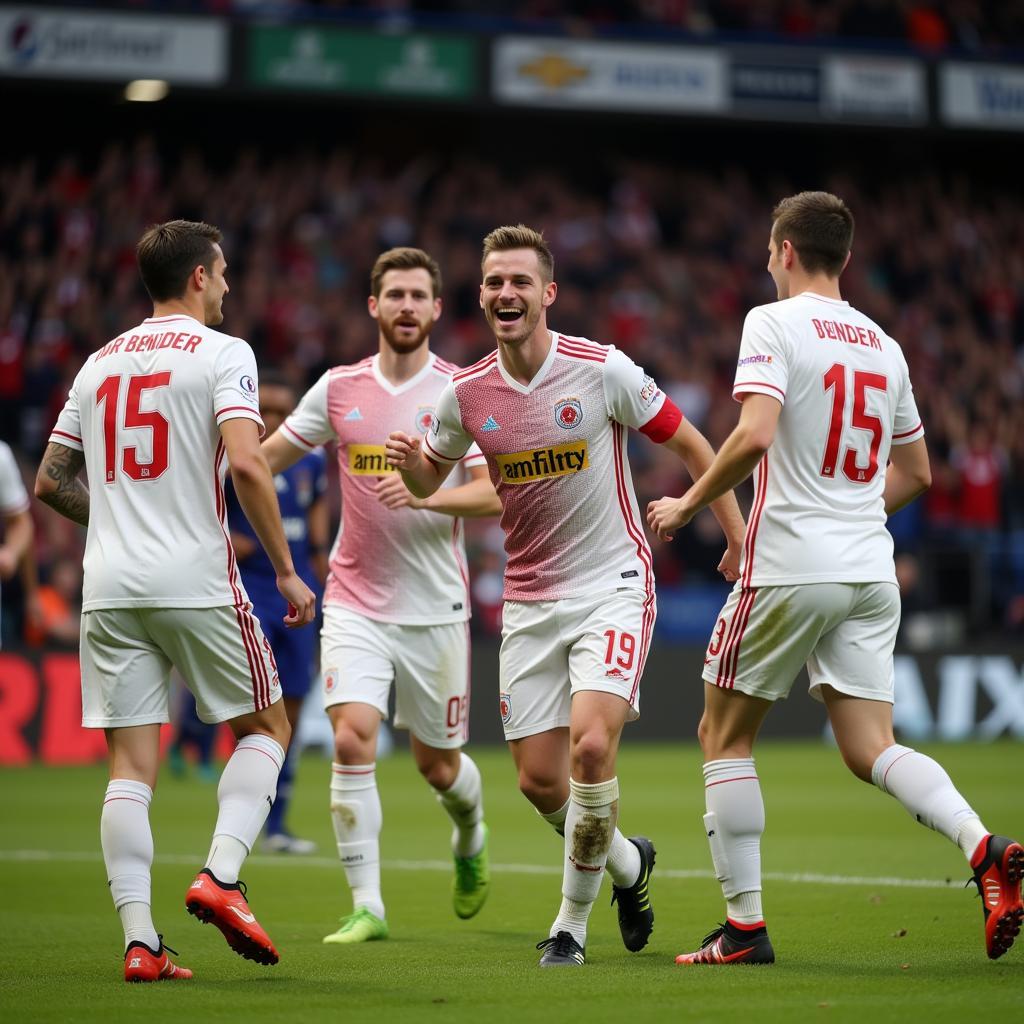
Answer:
[
  {"left": 53, "top": 314, "right": 264, "bottom": 611},
  {"left": 734, "top": 292, "right": 923, "bottom": 588}
]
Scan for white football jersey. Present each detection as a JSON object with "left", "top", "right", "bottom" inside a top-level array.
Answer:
[
  {"left": 0, "top": 439, "right": 30, "bottom": 642},
  {"left": 733, "top": 292, "right": 924, "bottom": 588},
  {"left": 50, "top": 314, "right": 265, "bottom": 611},
  {"left": 281, "top": 352, "right": 484, "bottom": 626},
  {"left": 0, "top": 440, "right": 29, "bottom": 517},
  {"left": 426, "top": 331, "right": 681, "bottom": 604}
]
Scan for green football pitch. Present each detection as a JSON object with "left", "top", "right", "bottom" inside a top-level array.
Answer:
[{"left": 1, "top": 740, "right": 1020, "bottom": 1023}]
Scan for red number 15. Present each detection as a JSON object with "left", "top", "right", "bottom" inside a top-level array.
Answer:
[
  {"left": 96, "top": 372, "right": 171, "bottom": 483},
  {"left": 821, "top": 363, "right": 887, "bottom": 484}
]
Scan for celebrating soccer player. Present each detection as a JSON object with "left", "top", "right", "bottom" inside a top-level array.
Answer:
[
  {"left": 261, "top": 247, "right": 501, "bottom": 944},
  {"left": 35, "top": 220, "right": 317, "bottom": 982},
  {"left": 648, "top": 191, "right": 1023, "bottom": 965},
  {"left": 387, "top": 225, "right": 746, "bottom": 966}
]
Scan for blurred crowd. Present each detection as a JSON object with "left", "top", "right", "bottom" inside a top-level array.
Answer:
[
  {"left": 95, "top": 0, "right": 1024, "bottom": 53},
  {"left": 1, "top": 139, "right": 1023, "bottom": 644}
]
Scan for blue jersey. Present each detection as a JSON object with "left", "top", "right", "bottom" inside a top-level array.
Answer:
[{"left": 226, "top": 449, "right": 328, "bottom": 601}]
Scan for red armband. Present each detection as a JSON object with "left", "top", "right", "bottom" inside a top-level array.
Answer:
[{"left": 639, "top": 399, "right": 683, "bottom": 443}]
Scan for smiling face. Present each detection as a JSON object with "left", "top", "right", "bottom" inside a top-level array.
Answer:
[
  {"left": 479, "top": 248, "right": 556, "bottom": 348},
  {"left": 369, "top": 267, "right": 441, "bottom": 354}
]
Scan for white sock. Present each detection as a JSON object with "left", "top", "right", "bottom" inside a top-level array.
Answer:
[
  {"left": 330, "top": 763, "right": 385, "bottom": 920},
  {"left": 551, "top": 777, "right": 619, "bottom": 946},
  {"left": 703, "top": 759, "right": 765, "bottom": 925},
  {"left": 101, "top": 779, "right": 159, "bottom": 952},
  {"left": 205, "top": 734, "right": 285, "bottom": 884},
  {"left": 539, "top": 795, "right": 639, "bottom": 887},
  {"left": 871, "top": 744, "right": 988, "bottom": 857},
  {"left": 434, "top": 753, "right": 485, "bottom": 858}
]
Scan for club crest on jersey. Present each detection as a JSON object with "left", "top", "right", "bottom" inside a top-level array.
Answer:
[
  {"left": 415, "top": 406, "right": 434, "bottom": 434},
  {"left": 554, "top": 397, "right": 583, "bottom": 430},
  {"left": 499, "top": 692, "right": 512, "bottom": 724}
]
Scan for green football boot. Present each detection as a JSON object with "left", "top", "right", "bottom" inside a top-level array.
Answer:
[
  {"left": 453, "top": 823, "right": 490, "bottom": 919},
  {"left": 322, "top": 908, "right": 389, "bottom": 945}
]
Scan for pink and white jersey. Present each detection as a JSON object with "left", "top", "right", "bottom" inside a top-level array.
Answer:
[
  {"left": 281, "top": 352, "right": 484, "bottom": 625},
  {"left": 49, "top": 314, "right": 265, "bottom": 611},
  {"left": 425, "top": 332, "right": 682, "bottom": 603},
  {"left": 733, "top": 292, "right": 924, "bottom": 588}
]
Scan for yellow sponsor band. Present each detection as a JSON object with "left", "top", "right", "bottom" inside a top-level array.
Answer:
[
  {"left": 348, "top": 444, "right": 396, "bottom": 476},
  {"left": 495, "top": 440, "right": 589, "bottom": 484}
]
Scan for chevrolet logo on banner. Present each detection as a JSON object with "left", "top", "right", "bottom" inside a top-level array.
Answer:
[
  {"left": 495, "top": 441, "right": 589, "bottom": 484},
  {"left": 518, "top": 52, "right": 589, "bottom": 89}
]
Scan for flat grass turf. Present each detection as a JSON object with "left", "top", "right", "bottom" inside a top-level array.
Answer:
[{"left": 1, "top": 740, "right": 1020, "bottom": 1023}]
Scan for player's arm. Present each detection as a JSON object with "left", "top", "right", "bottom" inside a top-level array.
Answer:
[
  {"left": 307, "top": 490, "right": 330, "bottom": 584},
  {"left": 220, "top": 418, "right": 315, "bottom": 627},
  {"left": 648, "top": 394, "right": 780, "bottom": 542},
  {"left": 376, "top": 463, "right": 501, "bottom": 518},
  {"left": 34, "top": 442, "right": 89, "bottom": 527},
  {"left": 0, "top": 507, "right": 33, "bottom": 581},
  {"left": 660, "top": 418, "right": 747, "bottom": 551},
  {"left": 884, "top": 437, "right": 931, "bottom": 515},
  {"left": 385, "top": 431, "right": 455, "bottom": 499},
  {"left": 262, "top": 429, "right": 306, "bottom": 475}
]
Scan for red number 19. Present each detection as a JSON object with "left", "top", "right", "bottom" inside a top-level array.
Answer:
[{"left": 603, "top": 630, "right": 636, "bottom": 670}]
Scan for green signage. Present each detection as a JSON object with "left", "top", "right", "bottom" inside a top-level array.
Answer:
[{"left": 248, "top": 26, "right": 477, "bottom": 99}]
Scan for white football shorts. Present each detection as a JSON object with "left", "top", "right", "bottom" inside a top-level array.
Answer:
[
  {"left": 80, "top": 605, "right": 281, "bottom": 728},
  {"left": 701, "top": 581, "right": 901, "bottom": 703},
  {"left": 319, "top": 605, "right": 470, "bottom": 750},
  {"left": 498, "top": 586, "right": 656, "bottom": 741}
]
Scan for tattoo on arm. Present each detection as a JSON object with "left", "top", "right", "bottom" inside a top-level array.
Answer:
[{"left": 39, "top": 443, "right": 90, "bottom": 526}]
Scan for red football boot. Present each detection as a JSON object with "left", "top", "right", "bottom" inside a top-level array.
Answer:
[
  {"left": 675, "top": 919, "right": 775, "bottom": 965},
  {"left": 970, "top": 834, "right": 1024, "bottom": 959},
  {"left": 124, "top": 938, "right": 193, "bottom": 982},
  {"left": 185, "top": 868, "right": 279, "bottom": 965}
]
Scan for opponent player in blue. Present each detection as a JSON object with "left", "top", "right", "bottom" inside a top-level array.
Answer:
[{"left": 227, "top": 372, "right": 329, "bottom": 854}]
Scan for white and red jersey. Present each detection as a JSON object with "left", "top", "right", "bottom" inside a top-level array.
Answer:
[
  {"left": 49, "top": 314, "right": 265, "bottom": 612},
  {"left": 0, "top": 441, "right": 29, "bottom": 517},
  {"left": 425, "top": 331, "right": 682, "bottom": 603},
  {"left": 733, "top": 291, "right": 924, "bottom": 588},
  {"left": 281, "top": 352, "right": 484, "bottom": 625}
]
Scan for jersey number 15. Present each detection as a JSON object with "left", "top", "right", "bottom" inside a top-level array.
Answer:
[
  {"left": 820, "top": 363, "right": 887, "bottom": 484},
  {"left": 96, "top": 372, "right": 171, "bottom": 483}
]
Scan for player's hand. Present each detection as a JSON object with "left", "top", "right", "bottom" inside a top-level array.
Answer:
[
  {"left": 646, "top": 496, "right": 694, "bottom": 542},
  {"left": 385, "top": 431, "right": 423, "bottom": 471},
  {"left": 276, "top": 572, "right": 316, "bottom": 628},
  {"left": 0, "top": 545, "right": 17, "bottom": 580},
  {"left": 375, "top": 472, "right": 425, "bottom": 510},
  {"left": 718, "top": 543, "right": 742, "bottom": 583}
]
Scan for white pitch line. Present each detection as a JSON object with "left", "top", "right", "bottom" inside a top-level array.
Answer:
[{"left": 0, "top": 849, "right": 965, "bottom": 889}]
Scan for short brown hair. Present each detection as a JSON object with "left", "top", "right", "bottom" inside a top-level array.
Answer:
[
  {"left": 481, "top": 224, "right": 554, "bottom": 282},
  {"left": 771, "top": 192, "right": 854, "bottom": 277},
  {"left": 136, "top": 220, "right": 222, "bottom": 302},
  {"left": 370, "top": 247, "right": 442, "bottom": 299}
]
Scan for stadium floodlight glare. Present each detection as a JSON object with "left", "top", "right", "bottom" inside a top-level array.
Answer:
[{"left": 124, "top": 80, "right": 169, "bottom": 102}]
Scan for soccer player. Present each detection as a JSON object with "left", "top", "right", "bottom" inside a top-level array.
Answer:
[
  {"left": 261, "top": 247, "right": 501, "bottom": 944},
  {"left": 0, "top": 438, "right": 35, "bottom": 646},
  {"left": 387, "top": 225, "right": 746, "bottom": 966},
  {"left": 648, "top": 191, "right": 1023, "bottom": 966},
  {"left": 226, "top": 373, "right": 329, "bottom": 853},
  {"left": 35, "top": 220, "right": 317, "bottom": 982}
]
